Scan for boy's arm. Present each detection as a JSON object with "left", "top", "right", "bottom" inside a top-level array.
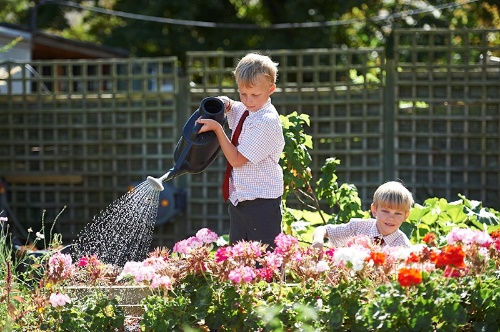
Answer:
[{"left": 196, "top": 118, "right": 248, "bottom": 166}]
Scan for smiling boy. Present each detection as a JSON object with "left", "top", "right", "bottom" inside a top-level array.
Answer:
[{"left": 311, "top": 181, "right": 414, "bottom": 248}]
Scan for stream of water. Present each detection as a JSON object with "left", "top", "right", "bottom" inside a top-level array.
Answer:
[{"left": 72, "top": 181, "right": 160, "bottom": 267}]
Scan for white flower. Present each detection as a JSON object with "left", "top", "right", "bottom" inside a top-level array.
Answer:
[
  {"left": 333, "top": 245, "right": 370, "bottom": 272},
  {"left": 216, "top": 237, "right": 228, "bottom": 247},
  {"left": 36, "top": 232, "right": 45, "bottom": 240}
]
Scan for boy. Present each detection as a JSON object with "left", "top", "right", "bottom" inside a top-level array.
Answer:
[
  {"left": 311, "top": 181, "right": 414, "bottom": 248},
  {"left": 196, "top": 53, "right": 284, "bottom": 248}
]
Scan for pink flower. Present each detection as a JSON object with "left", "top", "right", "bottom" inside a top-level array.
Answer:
[
  {"left": 78, "top": 256, "right": 89, "bottom": 267},
  {"left": 187, "top": 236, "right": 203, "bottom": 249},
  {"left": 143, "top": 256, "right": 169, "bottom": 270},
  {"left": 173, "top": 239, "right": 190, "bottom": 254},
  {"left": 195, "top": 228, "right": 219, "bottom": 244},
  {"left": 263, "top": 252, "right": 283, "bottom": 269},
  {"left": 78, "top": 254, "right": 100, "bottom": 268},
  {"left": 215, "top": 247, "right": 231, "bottom": 262},
  {"left": 48, "top": 252, "right": 74, "bottom": 281},
  {"left": 256, "top": 267, "right": 275, "bottom": 282},
  {"left": 228, "top": 269, "right": 242, "bottom": 283},
  {"left": 173, "top": 236, "right": 203, "bottom": 255},
  {"left": 446, "top": 228, "right": 493, "bottom": 247},
  {"left": 228, "top": 266, "right": 256, "bottom": 284},
  {"left": 324, "top": 248, "right": 336, "bottom": 258},
  {"left": 150, "top": 275, "right": 172, "bottom": 290},
  {"left": 49, "top": 293, "right": 71, "bottom": 307},
  {"left": 230, "top": 243, "right": 245, "bottom": 257},
  {"left": 293, "top": 250, "right": 303, "bottom": 262},
  {"left": 494, "top": 239, "right": 500, "bottom": 252},
  {"left": 274, "top": 233, "right": 298, "bottom": 255},
  {"left": 229, "top": 241, "right": 263, "bottom": 259},
  {"left": 241, "top": 266, "right": 257, "bottom": 282}
]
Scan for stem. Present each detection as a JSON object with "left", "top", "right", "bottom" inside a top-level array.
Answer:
[
  {"left": 49, "top": 206, "right": 67, "bottom": 248},
  {"left": 6, "top": 260, "right": 11, "bottom": 304},
  {"left": 41, "top": 209, "right": 47, "bottom": 248},
  {"left": 294, "top": 188, "right": 328, "bottom": 225}
]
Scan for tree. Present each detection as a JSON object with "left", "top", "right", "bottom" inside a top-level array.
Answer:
[{"left": 1, "top": 0, "right": 499, "bottom": 69}]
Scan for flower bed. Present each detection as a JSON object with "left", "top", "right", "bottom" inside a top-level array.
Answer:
[{"left": 2, "top": 227, "right": 500, "bottom": 331}]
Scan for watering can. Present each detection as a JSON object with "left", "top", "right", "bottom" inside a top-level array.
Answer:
[{"left": 147, "top": 97, "right": 226, "bottom": 191}]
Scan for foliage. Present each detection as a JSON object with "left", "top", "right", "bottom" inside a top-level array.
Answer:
[
  {"left": 38, "top": 291, "right": 124, "bottom": 332},
  {"left": 2, "top": 0, "right": 499, "bottom": 69},
  {"left": 405, "top": 194, "right": 500, "bottom": 245},
  {"left": 280, "top": 112, "right": 365, "bottom": 239},
  {"left": 0, "top": 213, "right": 125, "bottom": 331},
  {"left": 279, "top": 111, "right": 500, "bottom": 248}
]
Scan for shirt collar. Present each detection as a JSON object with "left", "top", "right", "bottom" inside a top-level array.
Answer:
[
  {"left": 369, "top": 220, "right": 401, "bottom": 245},
  {"left": 249, "top": 98, "right": 272, "bottom": 115}
]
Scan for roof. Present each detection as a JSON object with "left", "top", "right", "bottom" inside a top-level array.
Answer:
[{"left": 0, "top": 22, "right": 129, "bottom": 59}]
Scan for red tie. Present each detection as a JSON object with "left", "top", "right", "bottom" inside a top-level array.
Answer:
[
  {"left": 373, "top": 236, "right": 385, "bottom": 246},
  {"left": 222, "top": 110, "right": 249, "bottom": 201}
]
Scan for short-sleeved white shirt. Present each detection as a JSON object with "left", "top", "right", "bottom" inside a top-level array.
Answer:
[{"left": 226, "top": 99, "right": 284, "bottom": 204}]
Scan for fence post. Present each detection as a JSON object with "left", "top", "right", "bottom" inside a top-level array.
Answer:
[
  {"left": 383, "top": 32, "right": 395, "bottom": 181},
  {"left": 174, "top": 76, "right": 191, "bottom": 192}
]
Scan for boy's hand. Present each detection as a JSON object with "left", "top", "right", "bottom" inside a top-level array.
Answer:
[
  {"left": 217, "top": 96, "right": 233, "bottom": 112},
  {"left": 196, "top": 117, "right": 221, "bottom": 134},
  {"left": 311, "top": 241, "right": 324, "bottom": 250}
]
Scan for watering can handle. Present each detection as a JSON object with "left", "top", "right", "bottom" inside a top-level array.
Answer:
[{"left": 189, "top": 122, "right": 203, "bottom": 141}]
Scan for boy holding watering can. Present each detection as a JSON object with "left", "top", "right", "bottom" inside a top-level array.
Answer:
[{"left": 196, "top": 53, "right": 284, "bottom": 248}]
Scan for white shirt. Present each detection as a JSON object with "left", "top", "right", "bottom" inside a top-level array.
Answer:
[
  {"left": 325, "top": 218, "right": 412, "bottom": 247},
  {"left": 227, "top": 99, "right": 284, "bottom": 204}
]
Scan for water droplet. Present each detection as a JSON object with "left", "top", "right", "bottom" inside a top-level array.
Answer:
[{"left": 72, "top": 181, "right": 160, "bottom": 267}]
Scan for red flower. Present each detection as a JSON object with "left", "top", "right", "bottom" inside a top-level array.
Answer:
[
  {"left": 405, "top": 252, "right": 420, "bottom": 264},
  {"left": 397, "top": 267, "right": 423, "bottom": 287},
  {"left": 256, "top": 267, "right": 274, "bottom": 282},
  {"left": 433, "top": 245, "right": 466, "bottom": 269},
  {"left": 366, "top": 251, "right": 386, "bottom": 265},
  {"left": 490, "top": 231, "right": 500, "bottom": 240},
  {"left": 423, "top": 232, "right": 437, "bottom": 245},
  {"left": 443, "top": 265, "right": 468, "bottom": 278}
]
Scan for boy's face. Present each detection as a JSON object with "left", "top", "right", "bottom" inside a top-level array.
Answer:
[
  {"left": 237, "top": 76, "right": 276, "bottom": 112},
  {"left": 371, "top": 203, "right": 410, "bottom": 236}
]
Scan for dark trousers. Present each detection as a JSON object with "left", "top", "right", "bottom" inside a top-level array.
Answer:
[{"left": 228, "top": 197, "right": 282, "bottom": 249}]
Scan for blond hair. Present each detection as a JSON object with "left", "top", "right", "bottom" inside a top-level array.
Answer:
[
  {"left": 372, "top": 181, "right": 414, "bottom": 212},
  {"left": 233, "top": 53, "right": 278, "bottom": 87}
]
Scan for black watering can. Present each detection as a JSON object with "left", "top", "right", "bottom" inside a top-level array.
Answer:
[{"left": 147, "top": 97, "right": 226, "bottom": 191}]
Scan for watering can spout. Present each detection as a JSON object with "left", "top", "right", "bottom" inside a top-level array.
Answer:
[
  {"left": 146, "top": 97, "right": 226, "bottom": 192},
  {"left": 147, "top": 169, "right": 178, "bottom": 191},
  {"left": 146, "top": 176, "right": 164, "bottom": 191}
]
